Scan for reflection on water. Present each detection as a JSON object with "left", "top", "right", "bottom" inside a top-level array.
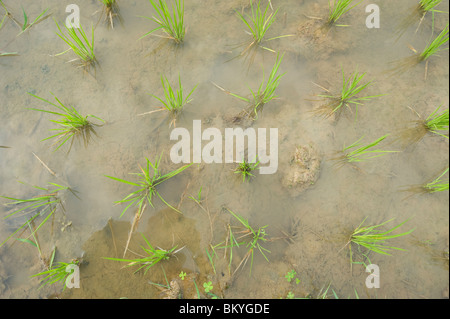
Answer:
[{"left": 0, "top": 0, "right": 448, "bottom": 299}]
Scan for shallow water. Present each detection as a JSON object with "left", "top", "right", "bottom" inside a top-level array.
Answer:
[{"left": 0, "top": 0, "right": 448, "bottom": 299}]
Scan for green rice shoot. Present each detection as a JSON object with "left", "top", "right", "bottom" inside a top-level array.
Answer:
[
  {"left": 55, "top": 20, "right": 98, "bottom": 72},
  {"left": 215, "top": 53, "right": 285, "bottom": 121},
  {"left": 347, "top": 218, "right": 414, "bottom": 266},
  {"left": 105, "top": 154, "right": 192, "bottom": 217},
  {"left": 235, "top": 158, "right": 260, "bottom": 182},
  {"left": 31, "top": 258, "right": 80, "bottom": 290},
  {"left": 424, "top": 168, "right": 449, "bottom": 193},
  {"left": 17, "top": 7, "right": 51, "bottom": 36},
  {"left": 28, "top": 93, "right": 105, "bottom": 153},
  {"left": 140, "top": 0, "right": 185, "bottom": 44},
  {"left": 326, "top": 0, "right": 361, "bottom": 27},
  {"left": 0, "top": 182, "right": 69, "bottom": 248},
  {"left": 236, "top": 0, "right": 292, "bottom": 58},
  {"left": 315, "top": 68, "right": 384, "bottom": 121},
  {"left": 420, "top": 23, "right": 449, "bottom": 61},
  {"left": 334, "top": 134, "right": 398, "bottom": 167},
  {"left": 222, "top": 208, "right": 270, "bottom": 276},
  {"left": 425, "top": 104, "right": 449, "bottom": 138},
  {"left": 140, "top": 74, "right": 198, "bottom": 127},
  {"left": 103, "top": 233, "right": 182, "bottom": 273},
  {"left": 391, "top": 24, "right": 448, "bottom": 77}
]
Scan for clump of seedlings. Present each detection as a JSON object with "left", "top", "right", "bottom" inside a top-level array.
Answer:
[
  {"left": 28, "top": 93, "right": 105, "bottom": 153},
  {"left": 234, "top": 0, "right": 292, "bottom": 62},
  {"left": 32, "top": 255, "right": 80, "bottom": 290},
  {"left": 325, "top": 0, "right": 361, "bottom": 28},
  {"left": 17, "top": 7, "right": 51, "bottom": 36},
  {"left": 390, "top": 24, "right": 448, "bottom": 78},
  {"left": 214, "top": 53, "right": 284, "bottom": 124},
  {"left": 99, "top": 0, "right": 122, "bottom": 29},
  {"left": 106, "top": 154, "right": 191, "bottom": 256},
  {"left": 106, "top": 154, "right": 192, "bottom": 217},
  {"left": 55, "top": 20, "right": 98, "bottom": 73},
  {"left": 234, "top": 158, "right": 259, "bottom": 182},
  {"left": 402, "top": 167, "right": 449, "bottom": 196},
  {"left": 313, "top": 68, "right": 384, "bottom": 121},
  {"left": 396, "top": 104, "right": 449, "bottom": 147},
  {"left": 140, "top": 0, "right": 185, "bottom": 44},
  {"left": 0, "top": 1, "right": 51, "bottom": 36},
  {"left": 332, "top": 134, "right": 398, "bottom": 169},
  {"left": 139, "top": 74, "right": 198, "bottom": 127},
  {"left": 0, "top": 182, "right": 70, "bottom": 249},
  {"left": 344, "top": 218, "right": 414, "bottom": 268},
  {"left": 396, "top": 0, "right": 445, "bottom": 38},
  {"left": 221, "top": 208, "right": 270, "bottom": 276},
  {"left": 103, "top": 233, "right": 183, "bottom": 273}
]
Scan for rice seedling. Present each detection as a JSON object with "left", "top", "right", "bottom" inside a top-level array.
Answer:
[
  {"left": 420, "top": 23, "right": 449, "bottom": 60},
  {"left": 344, "top": 218, "right": 414, "bottom": 267},
  {"left": 396, "top": 0, "right": 445, "bottom": 38},
  {"left": 55, "top": 20, "right": 98, "bottom": 73},
  {"left": 106, "top": 154, "right": 192, "bottom": 217},
  {"left": 140, "top": 0, "right": 185, "bottom": 44},
  {"left": 0, "top": 1, "right": 21, "bottom": 29},
  {"left": 313, "top": 67, "right": 384, "bottom": 121},
  {"left": 214, "top": 53, "right": 284, "bottom": 122},
  {"left": 0, "top": 145, "right": 10, "bottom": 148},
  {"left": 332, "top": 135, "right": 398, "bottom": 168},
  {"left": 99, "top": 0, "right": 122, "bottom": 29},
  {"left": 31, "top": 257, "right": 80, "bottom": 290},
  {"left": 0, "top": 51, "right": 18, "bottom": 57},
  {"left": 397, "top": 105, "right": 448, "bottom": 146},
  {"left": 390, "top": 24, "right": 448, "bottom": 78},
  {"left": 423, "top": 168, "right": 449, "bottom": 192},
  {"left": 16, "top": 7, "right": 51, "bottom": 36},
  {"left": 234, "top": 158, "right": 259, "bottom": 182},
  {"left": 188, "top": 186, "right": 203, "bottom": 205},
  {"left": 234, "top": 0, "right": 292, "bottom": 61},
  {"left": 222, "top": 208, "right": 270, "bottom": 276},
  {"left": 0, "top": 182, "right": 69, "bottom": 249},
  {"left": 28, "top": 93, "right": 105, "bottom": 153},
  {"left": 0, "top": 10, "right": 6, "bottom": 30},
  {"left": 402, "top": 168, "right": 449, "bottom": 196},
  {"left": 0, "top": 0, "right": 51, "bottom": 34},
  {"left": 139, "top": 74, "right": 198, "bottom": 127},
  {"left": 103, "top": 233, "right": 182, "bottom": 274},
  {"left": 16, "top": 220, "right": 50, "bottom": 266},
  {"left": 106, "top": 155, "right": 190, "bottom": 256},
  {"left": 326, "top": 0, "right": 361, "bottom": 28},
  {"left": 424, "top": 105, "right": 449, "bottom": 138}
]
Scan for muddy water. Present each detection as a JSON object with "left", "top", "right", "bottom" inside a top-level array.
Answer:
[{"left": 0, "top": 0, "right": 448, "bottom": 299}]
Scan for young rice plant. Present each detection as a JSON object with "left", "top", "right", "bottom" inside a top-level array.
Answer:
[
  {"left": 333, "top": 134, "right": 398, "bottom": 168},
  {"left": 314, "top": 68, "right": 384, "bottom": 121},
  {"left": 103, "top": 233, "right": 182, "bottom": 273},
  {"left": 140, "top": 0, "right": 185, "bottom": 44},
  {"left": 55, "top": 20, "right": 98, "bottom": 73},
  {"left": 346, "top": 218, "right": 414, "bottom": 267},
  {"left": 28, "top": 93, "right": 105, "bottom": 153},
  {"left": 139, "top": 74, "right": 198, "bottom": 127},
  {"left": 0, "top": 182, "right": 69, "bottom": 248}
]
